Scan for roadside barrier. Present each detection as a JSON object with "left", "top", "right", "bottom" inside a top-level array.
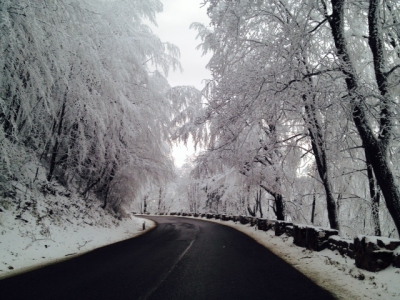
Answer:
[{"left": 163, "top": 212, "right": 400, "bottom": 272}]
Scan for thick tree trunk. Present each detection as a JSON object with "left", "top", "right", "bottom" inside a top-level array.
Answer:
[
  {"left": 274, "top": 194, "right": 285, "bottom": 221},
  {"left": 368, "top": 0, "right": 392, "bottom": 150},
  {"left": 260, "top": 184, "right": 284, "bottom": 220},
  {"left": 326, "top": 0, "right": 400, "bottom": 234},
  {"left": 366, "top": 153, "right": 381, "bottom": 236}
]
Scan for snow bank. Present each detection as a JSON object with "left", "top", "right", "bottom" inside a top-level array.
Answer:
[
  {"left": 0, "top": 165, "right": 155, "bottom": 279},
  {"left": 0, "top": 211, "right": 154, "bottom": 279}
]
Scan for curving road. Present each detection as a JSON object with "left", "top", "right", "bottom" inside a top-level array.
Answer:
[{"left": 1, "top": 216, "right": 335, "bottom": 300}]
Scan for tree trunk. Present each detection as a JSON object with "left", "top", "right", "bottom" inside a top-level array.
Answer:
[
  {"left": 366, "top": 152, "right": 381, "bottom": 236},
  {"left": 303, "top": 94, "right": 339, "bottom": 230},
  {"left": 260, "top": 184, "right": 285, "bottom": 220},
  {"left": 326, "top": 0, "right": 400, "bottom": 235},
  {"left": 258, "top": 189, "right": 263, "bottom": 218},
  {"left": 247, "top": 204, "right": 256, "bottom": 217},
  {"left": 311, "top": 192, "right": 316, "bottom": 224},
  {"left": 247, "top": 189, "right": 262, "bottom": 217},
  {"left": 158, "top": 187, "right": 163, "bottom": 212},
  {"left": 275, "top": 194, "right": 285, "bottom": 221}
]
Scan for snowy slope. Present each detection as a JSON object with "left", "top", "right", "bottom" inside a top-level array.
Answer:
[{"left": 0, "top": 162, "right": 154, "bottom": 279}]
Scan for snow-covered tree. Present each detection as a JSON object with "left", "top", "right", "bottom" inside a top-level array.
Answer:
[
  {"left": 0, "top": 0, "right": 179, "bottom": 213},
  {"left": 174, "top": 0, "right": 399, "bottom": 237}
]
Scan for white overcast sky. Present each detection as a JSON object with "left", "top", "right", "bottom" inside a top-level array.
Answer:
[
  {"left": 152, "top": 0, "right": 211, "bottom": 89},
  {"left": 152, "top": 0, "right": 211, "bottom": 167}
]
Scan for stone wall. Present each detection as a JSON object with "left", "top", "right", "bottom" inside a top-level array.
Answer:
[
  {"left": 354, "top": 236, "right": 400, "bottom": 272},
  {"left": 275, "top": 221, "right": 293, "bottom": 236},
  {"left": 293, "top": 224, "right": 338, "bottom": 251},
  {"left": 328, "top": 236, "right": 354, "bottom": 258},
  {"left": 167, "top": 212, "right": 400, "bottom": 272}
]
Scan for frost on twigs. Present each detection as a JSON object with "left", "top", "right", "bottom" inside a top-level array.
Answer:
[{"left": 1, "top": 0, "right": 179, "bottom": 216}]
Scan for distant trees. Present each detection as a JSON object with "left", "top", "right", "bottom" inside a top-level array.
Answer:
[
  {"left": 174, "top": 0, "right": 400, "bottom": 237},
  {"left": 0, "top": 0, "right": 178, "bottom": 213}
]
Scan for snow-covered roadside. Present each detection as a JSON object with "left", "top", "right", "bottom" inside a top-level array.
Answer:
[
  {"left": 0, "top": 213, "right": 155, "bottom": 279},
  {"left": 192, "top": 217, "right": 400, "bottom": 300},
  {"left": 0, "top": 159, "right": 156, "bottom": 280}
]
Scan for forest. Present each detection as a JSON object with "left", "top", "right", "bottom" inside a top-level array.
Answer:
[
  {"left": 1, "top": 0, "right": 400, "bottom": 239},
  {"left": 1, "top": 0, "right": 180, "bottom": 216}
]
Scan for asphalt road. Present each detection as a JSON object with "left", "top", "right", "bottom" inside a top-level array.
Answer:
[{"left": 1, "top": 216, "right": 335, "bottom": 300}]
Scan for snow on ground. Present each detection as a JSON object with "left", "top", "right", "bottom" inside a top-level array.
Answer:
[
  {"left": 198, "top": 217, "right": 400, "bottom": 300},
  {"left": 2, "top": 197, "right": 399, "bottom": 300},
  {"left": 0, "top": 161, "right": 155, "bottom": 279},
  {"left": 0, "top": 209, "right": 154, "bottom": 279}
]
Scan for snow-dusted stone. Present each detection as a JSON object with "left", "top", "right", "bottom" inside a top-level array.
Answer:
[
  {"left": 239, "top": 215, "right": 250, "bottom": 225},
  {"left": 285, "top": 225, "right": 294, "bottom": 237},
  {"left": 393, "top": 248, "right": 400, "bottom": 268},
  {"left": 221, "top": 214, "right": 229, "bottom": 221},
  {"left": 354, "top": 236, "right": 400, "bottom": 272},
  {"left": 293, "top": 224, "right": 338, "bottom": 251},
  {"left": 214, "top": 214, "right": 220, "bottom": 220},
  {"left": 275, "top": 221, "right": 293, "bottom": 236},
  {"left": 206, "top": 213, "right": 213, "bottom": 219},
  {"left": 193, "top": 213, "right": 199, "bottom": 217},
  {"left": 306, "top": 226, "right": 338, "bottom": 251},
  {"left": 257, "top": 218, "right": 268, "bottom": 231},
  {"left": 266, "top": 220, "right": 276, "bottom": 231},
  {"left": 328, "top": 236, "right": 354, "bottom": 258},
  {"left": 170, "top": 212, "right": 177, "bottom": 216},
  {"left": 232, "top": 215, "right": 240, "bottom": 222},
  {"left": 182, "top": 212, "right": 188, "bottom": 216},
  {"left": 293, "top": 224, "right": 308, "bottom": 247},
  {"left": 249, "top": 217, "right": 258, "bottom": 227},
  {"left": 201, "top": 213, "right": 206, "bottom": 218}
]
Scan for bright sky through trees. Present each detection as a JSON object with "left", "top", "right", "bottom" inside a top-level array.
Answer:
[{"left": 152, "top": 0, "right": 211, "bottom": 167}]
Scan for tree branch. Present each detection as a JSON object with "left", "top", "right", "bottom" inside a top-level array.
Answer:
[
  {"left": 308, "top": 18, "right": 328, "bottom": 34},
  {"left": 385, "top": 64, "right": 400, "bottom": 77}
]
